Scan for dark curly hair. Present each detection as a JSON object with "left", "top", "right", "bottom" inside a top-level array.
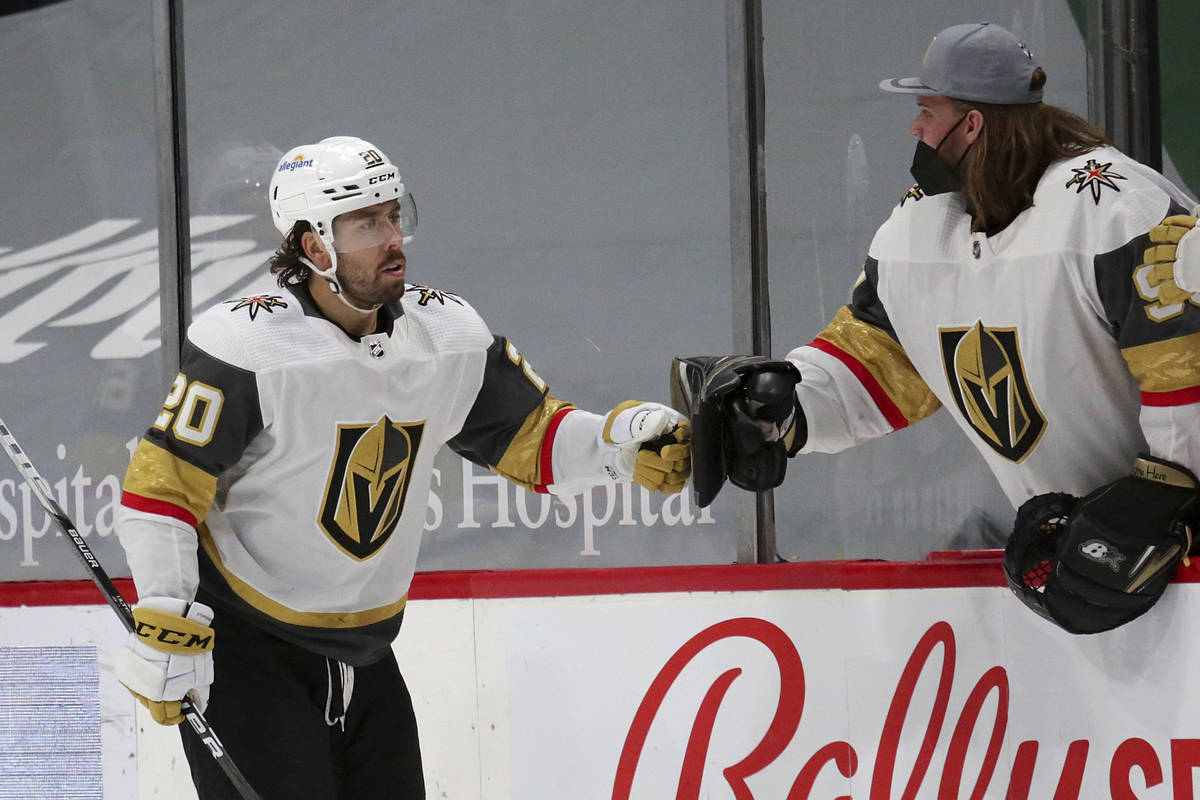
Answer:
[{"left": 268, "top": 221, "right": 314, "bottom": 287}]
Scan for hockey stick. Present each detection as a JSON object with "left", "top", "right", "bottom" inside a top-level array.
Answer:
[{"left": 0, "top": 415, "right": 265, "bottom": 800}]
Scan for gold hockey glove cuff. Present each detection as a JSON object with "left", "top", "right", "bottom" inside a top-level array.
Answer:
[{"left": 115, "top": 597, "right": 215, "bottom": 726}]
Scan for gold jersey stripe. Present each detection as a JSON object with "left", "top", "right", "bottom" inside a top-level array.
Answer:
[
  {"left": 123, "top": 438, "right": 218, "bottom": 525},
  {"left": 815, "top": 306, "right": 941, "bottom": 425},
  {"left": 198, "top": 524, "right": 408, "bottom": 627},
  {"left": 1122, "top": 333, "right": 1200, "bottom": 392},
  {"left": 494, "top": 393, "right": 577, "bottom": 491}
]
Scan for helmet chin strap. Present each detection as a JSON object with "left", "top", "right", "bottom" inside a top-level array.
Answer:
[{"left": 300, "top": 251, "right": 381, "bottom": 315}]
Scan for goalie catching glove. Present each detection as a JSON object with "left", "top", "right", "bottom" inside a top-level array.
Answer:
[
  {"left": 115, "top": 596, "right": 215, "bottom": 725},
  {"left": 1003, "top": 455, "right": 1200, "bottom": 634},
  {"left": 669, "top": 356, "right": 803, "bottom": 507}
]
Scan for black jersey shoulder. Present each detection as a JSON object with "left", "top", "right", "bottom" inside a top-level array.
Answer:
[
  {"left": 848, "top": 257, "right": 901, "bottom": 343},
  {"left": 447, "top": 335, "right": 549, "bottom": 468},
  {"left": 143, "top": 339, "right": 264, "bottom": 477}
]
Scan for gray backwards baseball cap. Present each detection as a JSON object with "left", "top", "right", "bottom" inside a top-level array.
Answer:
[{"left": 880, "top": 22, "right": 1042, "bottom": 104}]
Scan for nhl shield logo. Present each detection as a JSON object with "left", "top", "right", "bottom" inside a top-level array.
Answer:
[
  {"left": 319, "top": 416, "right": 425, "bottom": 560},
  {"left": 939, "top": 322, "right": 1046, "bottom": 462}
]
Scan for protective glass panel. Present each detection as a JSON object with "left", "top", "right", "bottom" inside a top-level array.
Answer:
[{"left": 0, "top": 0, "right": 159, "bottom": 581}]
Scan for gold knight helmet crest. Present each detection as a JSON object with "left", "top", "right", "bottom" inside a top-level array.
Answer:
[
  {"left": 318, "top": 416, "right": 426, "bottom": 560},
  {"left": 940, "top": 321, "right": 1046, "bottom": 462}
]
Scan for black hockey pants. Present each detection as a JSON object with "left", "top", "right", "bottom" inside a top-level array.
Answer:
[{"left": 179, "top": 609, "right": 425, "bottom": 800}]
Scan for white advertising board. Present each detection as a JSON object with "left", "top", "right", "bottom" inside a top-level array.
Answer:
[
  {"left": 0, "top": 604, "right": 136, "bottom": 800},
  {"left": 485, "top": 585, "right": 1198, "bottom": 799},
  {"left": 2, "top": 564, "right": 1197, "bottom": 799}
]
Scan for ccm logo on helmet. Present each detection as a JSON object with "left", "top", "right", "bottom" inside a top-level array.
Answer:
[{"left": 368, "top": 172, "right": 396, "bottom": 185}]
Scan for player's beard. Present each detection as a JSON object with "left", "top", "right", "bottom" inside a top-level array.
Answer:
[{"left": 334, "top": 258, "right": 407, "bottom": 308}]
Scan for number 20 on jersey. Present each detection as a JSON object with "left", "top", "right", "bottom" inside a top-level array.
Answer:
[{"left": 154, "top": 373, "right": 226, "bottom": 447}]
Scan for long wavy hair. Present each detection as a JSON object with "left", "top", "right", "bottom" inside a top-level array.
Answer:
[
  {"left": 267, "top": 221, "right": 313, "bottom": 287},
  {"left": 952, "top": 69, "right": 1111, "bottom": 232}
]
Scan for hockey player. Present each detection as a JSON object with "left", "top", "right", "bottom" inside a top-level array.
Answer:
[
  {"left": 675, "top": 23, "right": 1200, "bottom": 635},
  {"left": 113, "top": 135, "right": 690, "bottom": 799}
]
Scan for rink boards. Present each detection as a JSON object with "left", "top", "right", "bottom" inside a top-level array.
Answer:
[{"left": 2, "top": 556, "right": 1199, "bottom": 799}]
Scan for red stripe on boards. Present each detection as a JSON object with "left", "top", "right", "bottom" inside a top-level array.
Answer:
[{"left": 10, "top": 557, "right": 1200, "bottom": 607}]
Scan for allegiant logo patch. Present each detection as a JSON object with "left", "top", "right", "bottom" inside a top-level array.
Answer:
[{"left": 277, "top": 157, "right": 314, "bottom": 173}]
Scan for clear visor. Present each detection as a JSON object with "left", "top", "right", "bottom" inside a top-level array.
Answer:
[{"left": 332, "top": 193, "right": 418, "bottom": 252}]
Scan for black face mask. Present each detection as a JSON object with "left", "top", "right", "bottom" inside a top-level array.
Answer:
[{"left": 910, "top": 113, "right": 970, "bottom": 195}]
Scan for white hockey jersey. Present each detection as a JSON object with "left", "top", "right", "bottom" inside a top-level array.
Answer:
[
  {"left": 789, "top": 146, "right": 1200, "bottom": 508},
  {"left": 118, "top": 283, "right": 582, "bottom": 665}
]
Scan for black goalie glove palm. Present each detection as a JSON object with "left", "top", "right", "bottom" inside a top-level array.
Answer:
[
  {"left": 1004, "top": 455, "right": 1200, "bottom": 634},
  {"left": 669, "top": 356, "right": 803, "bottom": 507}
]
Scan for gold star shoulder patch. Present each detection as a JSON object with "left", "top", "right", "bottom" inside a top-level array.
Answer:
[
  {"left": 224, "top": 294, "right": 289, "bottom": 320},
  {"left": 1065, "top": 159, "right": 1127, "bottom": 205}
]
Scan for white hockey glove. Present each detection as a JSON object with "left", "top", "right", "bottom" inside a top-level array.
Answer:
[
  {"left": 1164, "top": 214, "right": 1200, "bottom": 293},
  {"left": 601, "top": 401, "right": 691, "bottom": 494},
  {"left": 115, "top": 596, "right": 215, "bottom": 726},
  {"left": 1142, "top": 214, "right": 1200, "bottom": 298}
]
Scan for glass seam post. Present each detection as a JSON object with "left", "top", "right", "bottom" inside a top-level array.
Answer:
[
  {"left": 153, "top": 0, "right": 192, "bottom": 384},
  {"left": 725, "top": 0, "right": 778, "bottom": 564}
]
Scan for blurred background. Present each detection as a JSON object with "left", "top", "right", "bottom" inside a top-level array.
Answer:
[{"left": 0, "top": 0, "right": 1195, "bottom": 580}]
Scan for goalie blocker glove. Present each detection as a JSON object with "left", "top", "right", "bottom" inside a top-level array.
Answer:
[
  {"left": 669, "top": 356, "right": 804, "bottom": 507},
  {"left": 1003, "top": 455, "right": 1200, "bottom": 634},
  {"left": 115, "top": 596, "right": 215, "bottom": 725}
]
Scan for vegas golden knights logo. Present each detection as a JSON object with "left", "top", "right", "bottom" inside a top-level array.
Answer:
[
  {"left": 319, "top": 416, "right": 425, "bottom": 560},
  {"left": 939, "top": 322, "right": 1046, "bottom": 463}
]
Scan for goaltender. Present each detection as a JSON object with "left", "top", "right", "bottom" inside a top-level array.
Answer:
[{"left": 673, "top": 23, "right": 1200, "bottom": 635}]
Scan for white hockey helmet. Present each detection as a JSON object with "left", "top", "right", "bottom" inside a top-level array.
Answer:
[{"left": 267, "top": 136, "right": 416, "bottom": 311}]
